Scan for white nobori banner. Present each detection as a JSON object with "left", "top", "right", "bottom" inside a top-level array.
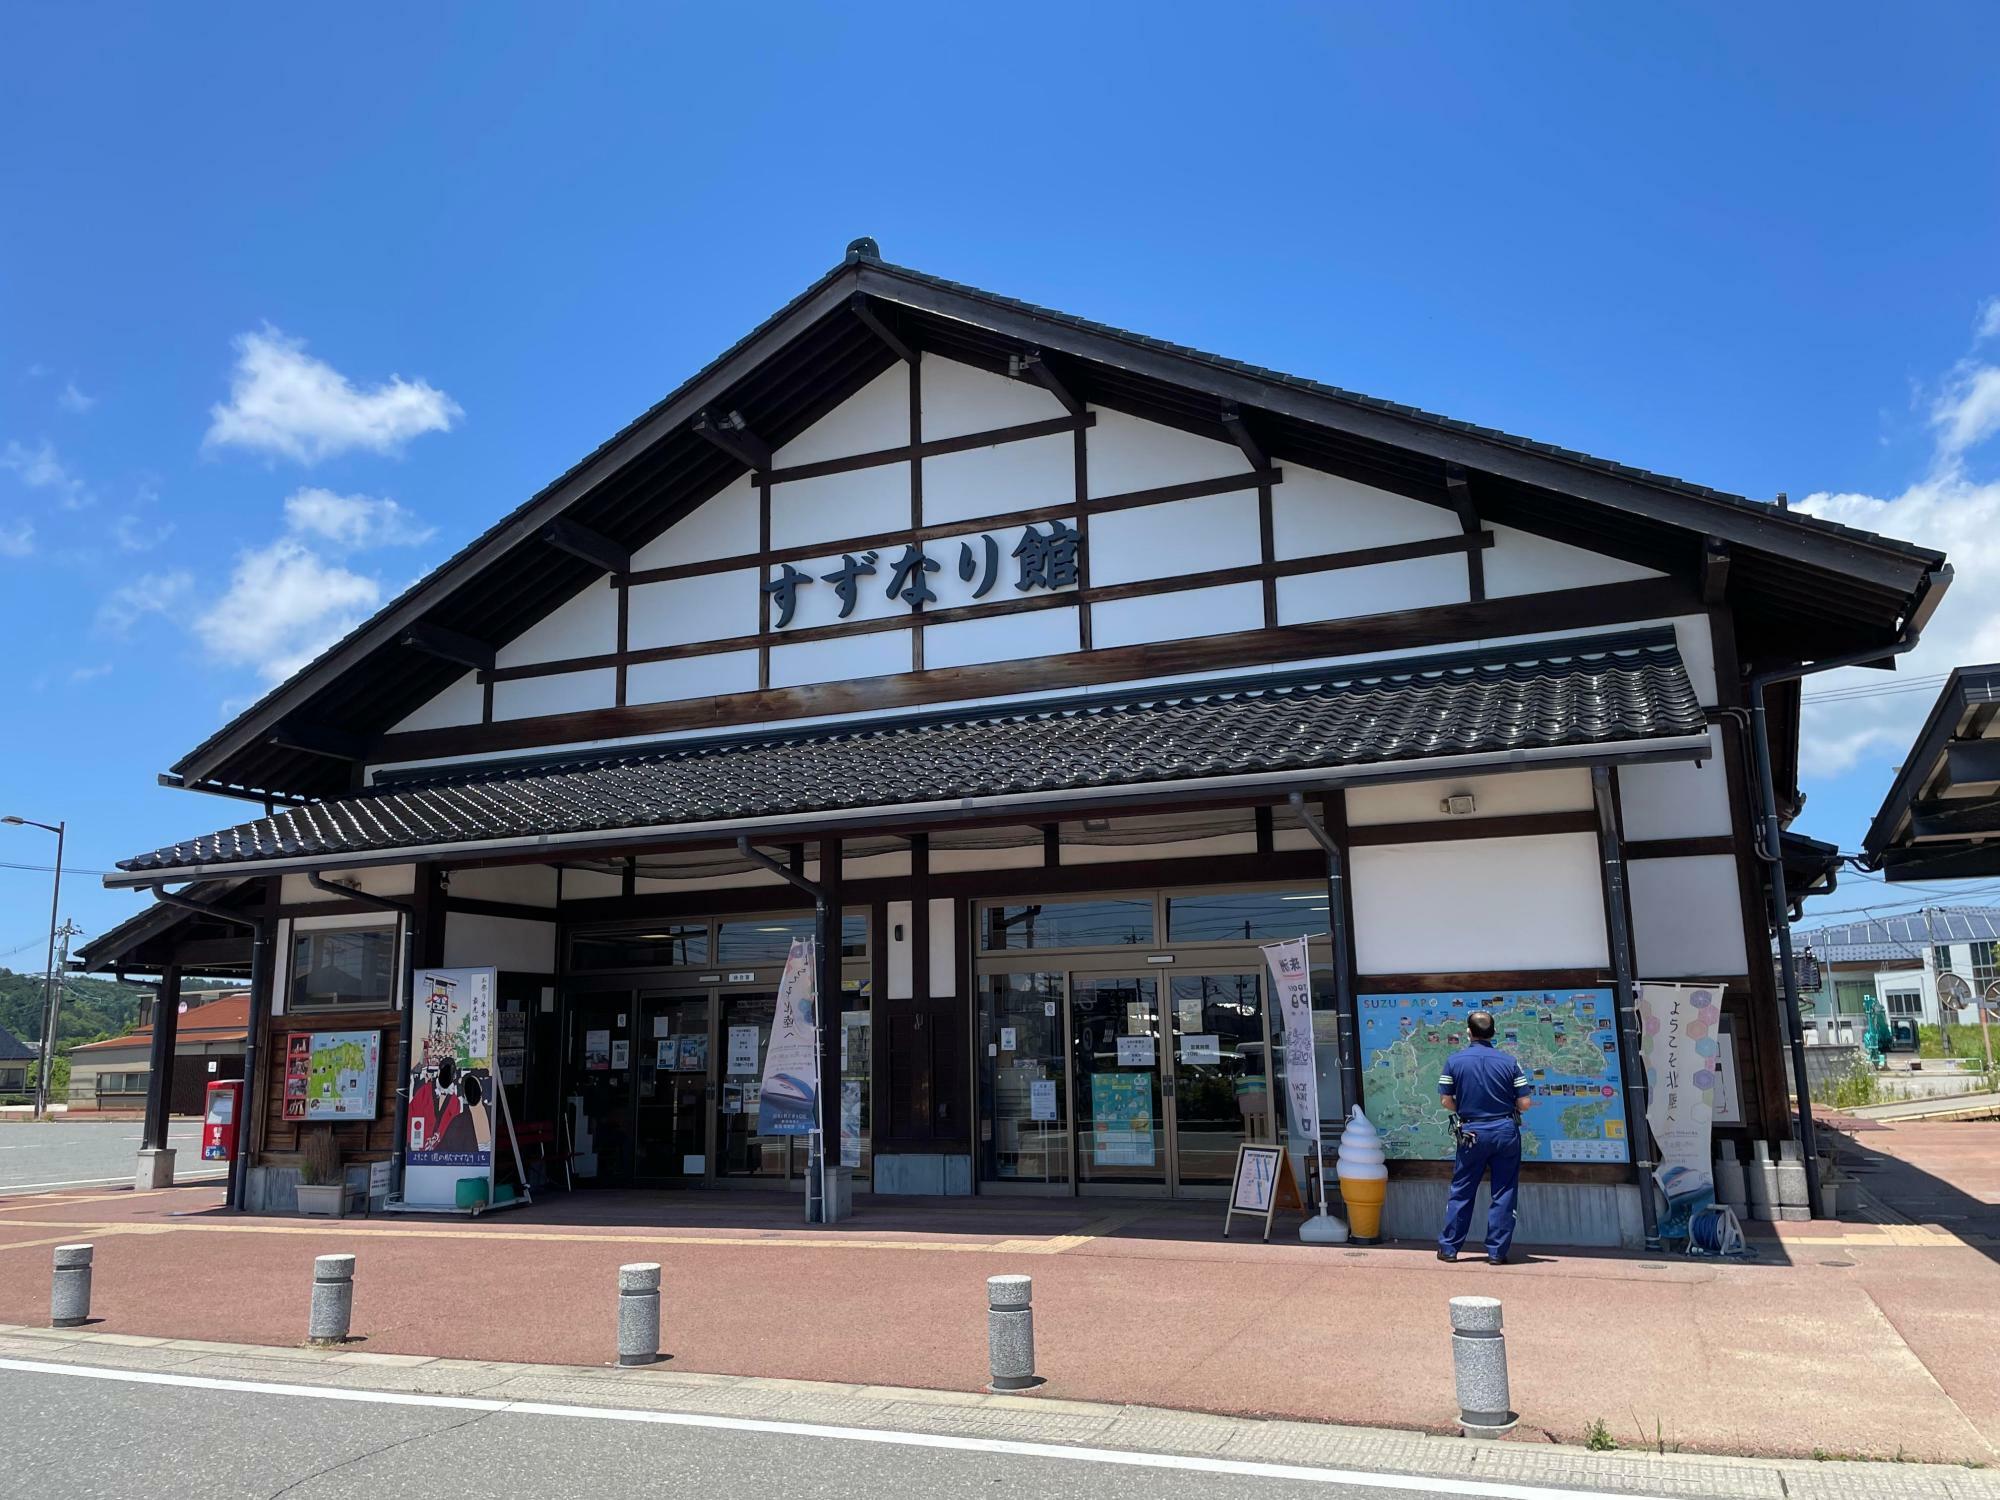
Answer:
[
  {"left": 1261, "top": 936, "right": 1319, "bottom": 1143},
  {"left": 1638, "top": 981, "right": 1722, "bottom": 1239}
]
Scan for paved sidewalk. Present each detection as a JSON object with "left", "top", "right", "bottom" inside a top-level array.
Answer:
[
  {"left": 7, "top": 1324, "right": 1999, "bottom": 1500},
  {"left": 5, "top": 1172, "right": 1999, "bottom": 1467}
]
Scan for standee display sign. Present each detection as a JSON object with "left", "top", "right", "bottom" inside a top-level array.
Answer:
[{"left": 404, "top": 967, "right": 498, "bottom": 1210}]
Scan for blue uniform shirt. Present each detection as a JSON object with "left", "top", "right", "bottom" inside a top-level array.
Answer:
[{"left": 1438, "top": 1040, "right": 1529, "bottom": 1123}]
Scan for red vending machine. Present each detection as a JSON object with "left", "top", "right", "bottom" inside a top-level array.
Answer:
[{"left": 201, "top": 1079, "right": 243, "bottom": 1161}]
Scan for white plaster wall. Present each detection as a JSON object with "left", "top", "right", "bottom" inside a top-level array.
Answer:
[
  {"left": 1090, "top": 491, "right": 1262, "bottom": 586},
  {"left": 929, "top": 843, "right": 1045, "bottom": 874},
  {"left": 1484, "top": 526, "right": 1665, "bottom": 599},
  {"left": 921, "top": 357, "right": 1066, "bottom": 441},
  {"left": 442, "top": 911, "right": 556, "bottom": 972},
  {"left": 1092, "top": 580, "right": 1264, "bottom": 649},
  {"left": 1628, "top": 855, "right": 1749, "bottom": 977},
  {"left": 922, "top": 608, "right": 1081, "bottom": 670},
  {"left": 1087, "top": 408, "right": 1251, "bottom": 496},
  {"left": 492, "top": 668, "right": 616, "bottom": 721},
  {"left": 1351, "top": 833, "right": 1608, "bottom": 973},
  {"left": 842, "top": 850, "right": 913, "bottom": 881},
  {"left": 1668, "top": 614, "right": 1719, "bottom": 703},
  {"left": 629, "top": 477, "right": 759, "bottom": 570},
  {"left": 1346, "top": 769, "right": 1594, "bottom": 826},
  {"left": 626, "top": 650, "right": 760, "bottom": 706},
  {"left": 1059, "top": 832, "right": 1260, "bottom": 865},
  {"left": 769, "top": 463, "right": 910, "bottom": 551},
  {"left": 1617, "top": 728, "right": 1733, "bottom": 840},
  {"left": 886, "top": 899, "right": 914, "bottom": 999},
  {"left": 561, "top": 868, "right": 624, "bottom": 899},
  {"left": 628, "top": 569, "right": 761, "bottom": 648},
  {"left": 929, "top": 896, "right": 957, "bottom": 998},
  {"left": 920, "top": 433, "right": 1074, "bottom": 528},
  {"left": 448, "top": 865, "right": 560, "bottom": 906},
  {"left": 1271, "top": 466, "right": 1462, "bottom": 558},
  {"left": 279, "top": 865, "right": 417, "bottom": 903},
  {"left": 768, "top": 548, "right": 909, "bottom": 632},
  {"left": 495, "top": 583, "right": 618, "bottom": 669},
  {"left": 391, "top": 671, "right": 483, "bottom": 734},
  {"left": 1275, "top": 554, "right": 1471, "bottom": 626},
  {"left": 768, "top": 631, "right": 911, "bottom": 689},
  {"left": 774, "top": 364, "right": 909, "bottom": 467}
]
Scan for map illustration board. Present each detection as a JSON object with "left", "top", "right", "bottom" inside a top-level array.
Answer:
[
  {"left": 298, "top": 1030, "right": 381, "bottom": 1120},
  {"left": 1357, "top": 989, "right": 1629, "bottom": 1163}
]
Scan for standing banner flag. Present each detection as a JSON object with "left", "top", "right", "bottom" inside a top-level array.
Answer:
[
  {"left": 1638, "top": 982, "right": 1720, "bottom": 1240},
  {"left": 758, "top": 938, "right": 820, "bottom": 1136},
  {"left": 1261, "top": 937, "right": 1319, "bottom": 1144},
  {"left": 404, "top": 967, "right": 498, "bottom": 1210}
]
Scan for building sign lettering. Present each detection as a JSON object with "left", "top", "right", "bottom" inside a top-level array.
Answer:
[{"left": 764, "top": 520, "right": 1082, "bottom": 629}]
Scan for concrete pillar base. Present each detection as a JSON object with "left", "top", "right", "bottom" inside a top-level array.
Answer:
[{"left": 134, "top": 1147, "right": 176, "bottom": 1191}]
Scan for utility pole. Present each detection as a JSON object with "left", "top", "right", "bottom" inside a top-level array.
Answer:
[
  {"left": 3, "top": 814, "right": 66, "bottom": 1121},
  {"left": 1922, "top": 906, "right": 1953, "bottom": 1058},
  {"left": 38, "top": 919, "right": 82, "bottom": 1115}
]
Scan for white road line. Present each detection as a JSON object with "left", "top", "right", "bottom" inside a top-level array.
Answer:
[
  {"left": 0, "top": 1358, "right": 1668, "bottom": 1500},
  {"left": 0, "top": 1171, "right": 227, "bottom": 1194}
]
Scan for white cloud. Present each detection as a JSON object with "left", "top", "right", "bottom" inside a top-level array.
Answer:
[
  {"left": 1932, "top": 363, "right": 2000, "bottom": 459},
  {"left": 69, "top": 663, "right": 112, "bottom": 684},
  {"left": 57, "top": 381, "right": 95, "bottom": 415},
  {"left": 203, "top": 326, "right": 461, "bottom": 463},
  {"left": 1980, "top": 297, "right": 2000, "bottom": 342},
  {"left": 282, "top": 487, "right": 434, "bottom": 548},
  {"left": 1, "top": 438, "right": 93, "bottom": 509},
  {"left": 96, "top": 570, "right": 194, "bottom": 636},
  {"left": 112, "top": 513, "right": 174, "bottom": 552},
  {"left": 0, "top": 518, "right": 31, "bottom": 557},
  {"left": 192, "top": 538, "right": 381, "bottom": 682}
]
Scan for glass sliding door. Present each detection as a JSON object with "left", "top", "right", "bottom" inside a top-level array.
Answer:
[
  {"left": 716, "top": 990, "right": 788, "bottom": 1180},
  {"left": 1166, "top": 972, "right": 1270, "bottom": 1189},
  {"left": 1071, "top": 975, "right": 1166, "bottom": 1189},
  {"left": 566, "top": 993, "right": 635, "bottom": 1184},
  {"left": 635, "top": 993, "right": 711, "bottom": 1183},
  {"left": 978, "top": 972, "right": 1069, "bottom": 1188}
]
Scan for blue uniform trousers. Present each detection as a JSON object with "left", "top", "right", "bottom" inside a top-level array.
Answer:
[{"left": 1438, "top": 1116, "right": 1522, "bottom": 1260}]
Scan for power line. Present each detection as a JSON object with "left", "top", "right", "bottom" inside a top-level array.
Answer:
[
  {"left": 1800, "top": 673, "right": 1950, "bottom": 705},
  {"left": 0, "top": 860, "right": 114, "bottom": 877}
]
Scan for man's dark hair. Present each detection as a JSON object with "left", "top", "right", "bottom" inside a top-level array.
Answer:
[{"left": 1467, "top": 1010, "right": 1496, "bottom": 1041}]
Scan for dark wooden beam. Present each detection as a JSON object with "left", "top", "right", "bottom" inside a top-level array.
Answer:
[
  {"left": 1009, "top": 350, "right": 1083, "bottom": 417},
  {"left": 1700, "top": 537, "right": 1731, "bottom": 606},
  {"left": 1220, "top": 404, "right": 1268, "bottom": 471},
  {"left": 1945, "top": 739, "right": 2000, "bottom": 788},
  {"left": 1908, "top": 801, "right": 2000, "bottom": 841},
  {"left": 850, "top": 297, "right": 916, "bottom": 364},
  {"left": 693, "top": 409, "right": 773, "bottom": 473},
  {"left": 1443, "top": 462, "right": 1484, "bottom": 602},
  {"left": 398, "top": 621, "right": 496, "bottom": 673},
  {"left": 269, "top": 720, "right": 366, "bottom": 762},
  {"left": 1876, "top": 843, "right": 2000, "bottom": 881},
  {"left": 539, "top": 517, "right": 631, "bottom": 576}
]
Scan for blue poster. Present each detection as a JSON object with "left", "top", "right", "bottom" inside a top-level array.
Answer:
[
  {"left": 1090, "top": 1072, "right": 1154, "bottom": 1166},
  {"left": 1357, "top": 988, "right": 1629, "bottom": 1163}
]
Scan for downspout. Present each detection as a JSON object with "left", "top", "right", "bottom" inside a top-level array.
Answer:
[
  {"left": 735, "top": 837, "right": 834, "bottom": 1223},
  {"left": 1285, "top": 793, "right": 1363, "bottom": 1118},
  {"left": 147, "top": 885, "right": 270, "bottom": 1213},
  {"left": 307, "top": 873, "right": 421, "bottom": 1200},
  {"left": 1741, "top": 565, "right": 1948, "bottom": 1221}
]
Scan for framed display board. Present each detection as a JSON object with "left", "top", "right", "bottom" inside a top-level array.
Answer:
[{"left": 1224, "top": 1143, "right": 1304, "bottom": 1242}]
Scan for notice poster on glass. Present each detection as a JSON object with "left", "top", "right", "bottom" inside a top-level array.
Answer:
[
  {"left": 676, "top": 1033, "right": 708, "bottom": 1074},
  {"left": 610, "top": 1039, "right": 630, "bottom": 1070},
  {"left": 405, "top": 967, "right": 497, "bottom": 1210},
  {"left": 758, "top": 938, "right": 819, "bottom": 1136},
  {"left": 727, "top": 1025, "right": 759, "bottom": 1075},
  {"left": 585, "top": 1030, "right": 610, "bottom": 1070},
  {"left": 840, "top": 1080, "right": 862, "bottom": 1167},
  {"left": 1115, "top": 1035, "right": 1154, "bottom": 1067},
  {"left": 497, "top": 1011, "right": 526, "bottom": 1087},
  {"left": 1029, "top": 1078, "right": 1059, "bottom": 1122},
  {"left": 1091, "top": 1073, "right": 1154, "bottom": 1165}
]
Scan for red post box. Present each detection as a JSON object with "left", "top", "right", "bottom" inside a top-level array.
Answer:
[{"left": 202, "top": 1080, "right": 243, "bottom": 1161}]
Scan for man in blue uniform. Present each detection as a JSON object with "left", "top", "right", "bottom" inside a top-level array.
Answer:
[{"left": 1436, "top": 1009, "right": 1532, "bottom": 1264}]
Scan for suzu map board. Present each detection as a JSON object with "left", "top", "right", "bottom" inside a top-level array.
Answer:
[
  {"left": 1358, "top": 988, "right": 1629, "bottom": 1162},
  {"left": 281, "top": 1030, "right": 381, "bottom": 1121}
]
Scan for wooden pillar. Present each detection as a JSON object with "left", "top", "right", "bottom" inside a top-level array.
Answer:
[
  {"left": 1318, "top": 792, "right": 1362, "bottom": 1119},
  {"left": 142, "top": 966, "right": 181, "bottom": 1151},
  {"left": 1592, "top": 765, "right": 1660, "bottom": 1249}
]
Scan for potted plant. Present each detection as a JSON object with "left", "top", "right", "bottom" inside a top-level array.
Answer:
[{"left": 295, "top": 1127, "right": 345, "bottom": 1218}]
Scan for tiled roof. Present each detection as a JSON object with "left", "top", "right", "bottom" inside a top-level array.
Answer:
[
  {"left": 69, "top": 995, "right": 252, "bottom": 1053},
  {"left": 0, "top": 1022, "right": 34, "bottom": 1062},
  {"left": 1792, "top": 908, "right": 2000, "bottom": 964},
  {"left": 118, "top": 629, "right": 1704, "bottom": 878}
]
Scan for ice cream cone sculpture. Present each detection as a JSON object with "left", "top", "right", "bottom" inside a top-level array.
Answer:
[{"left": 1336, "top": 1106, "right": 1389, "bottom": 1241}]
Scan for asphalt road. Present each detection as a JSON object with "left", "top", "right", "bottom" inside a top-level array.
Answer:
[
  {"left": 0, "top": 1364, "right": 1631, "bottom": 1500},
  {"left": 0, "top": 1118, "right": 218, "bottom": 1194}
]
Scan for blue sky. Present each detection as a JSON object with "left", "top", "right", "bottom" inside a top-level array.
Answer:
[{"left": 4, "top": 4, "right": 1999, "bottom": 960}]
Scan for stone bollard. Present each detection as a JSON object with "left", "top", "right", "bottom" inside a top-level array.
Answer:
[
  {"left": 1746, "top": 1141, "right": 1778, "bottom": 1222},
  {"left": 308, "top": 1254, "right": 355, "bottom": 1345},
  {"left": 617, "top": 1262, "right": 662, "bottom": 1367},
  {"left": 1775, "top": 1141, "right": 1810, "bottom": 1222},
  {"left": 1714, "top": 1140, "right": 1748, "bottom": 1218},
  {"left": 986, "top": 1274, "right": 1040, "bottom": 1392},
  {"left": 50, "top": 1244, "right": 93, "bottom": 1329},
  {"left": 1448, "top": 1295, "right": 1517, "bottom": 1439}
]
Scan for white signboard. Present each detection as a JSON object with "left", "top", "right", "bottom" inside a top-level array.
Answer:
[
  {"left": 1261, "top": 937, "right": 1319, "bottom": 1143},
  {"left": 728, "top": 1025, "right": 760, "bottom": 1074},
  {"left": 1116, "top": 1034, "right": 1154, "bottom": 1067},
  {"left": 1639, "top": 982, "right": 1721, "bottom": 1238},
  {"left": 1180, "top": 1034, "right": 1221, "bottom": 1065}
]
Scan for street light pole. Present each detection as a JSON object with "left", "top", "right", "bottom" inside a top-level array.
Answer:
[{"left": 3, "top": 815, "right": 66, "bottom": 1120}]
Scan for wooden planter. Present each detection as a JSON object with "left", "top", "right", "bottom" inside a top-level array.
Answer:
[{"left": 295, "top": 1182, "right": 346, "bottom": 1218}]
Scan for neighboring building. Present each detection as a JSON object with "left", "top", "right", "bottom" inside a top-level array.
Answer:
[
  {"left": 0, "top": 1021, "right": 33, "bottom": 1098},
  {"left": 1789, "top": 908, "right": 2000, "bottom": 1035},
  {"left": 76, "top": 243, "right": 1949, "bottom": 1244},
  {"left": 1863, "top": 664, "right": 2000, "bottom": 883},
  {"left": 66, "top": 994, "right": 249, "bottom": 1112}
]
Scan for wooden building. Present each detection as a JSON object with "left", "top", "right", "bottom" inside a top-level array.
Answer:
[{"left": 80, "top": 241, "right": 1948, "bottom": 1244}]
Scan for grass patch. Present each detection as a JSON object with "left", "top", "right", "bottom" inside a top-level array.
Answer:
[
  {"left": 1811, "top": 1060, "right": 1882, "bottom": 1110},
  {"left": 1585, "top": 1417, "right": 1617, "bottom": 1451}
]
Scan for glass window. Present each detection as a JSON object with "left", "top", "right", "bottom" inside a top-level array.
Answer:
[
  {"left": 1831, "top": 978, "right": 1873, "bottom": 1016},
  {"left": 716, "top": 913, "right": 867, "bottom": 963},
  {"left": 1933, "top": 944, "right": 1955, "bottom": 979},
  {"left": 1973, "top": 941, "right": 1999, "bottom": 994},
  {"left": 571, "top": 926, "right": 709, "bottom": 970},
  {"left": 978, "top": 972, "right": 1068, "bottom": 1184},
  {"left": 1167, "top": 889, "right": 1324, "bottom": 944},
  {"left": 1885, "top": 992, "right": 1924, "bottom": 1018},
  {"left": 291, "top": 925, "right": 396, "bottom": 1011},
  {"left": 980, "top": 898, "right": 1153, "bottom": 951}
]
